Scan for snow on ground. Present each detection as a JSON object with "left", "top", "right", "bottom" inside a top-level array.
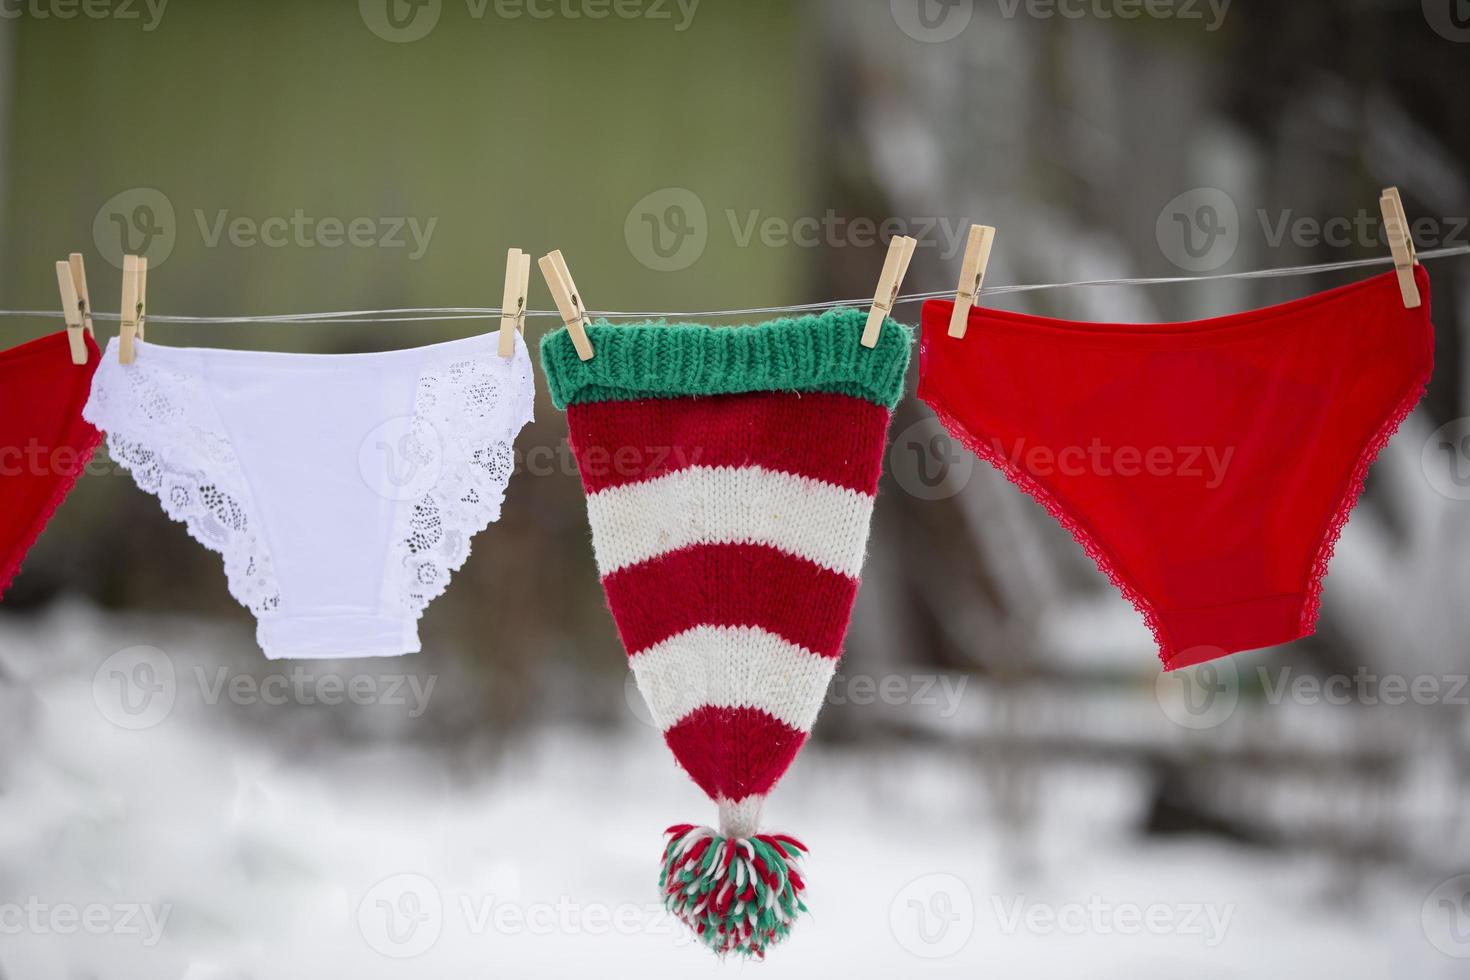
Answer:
[{"left": 0, "top": 604, "right": 1462, "bottom": 979}]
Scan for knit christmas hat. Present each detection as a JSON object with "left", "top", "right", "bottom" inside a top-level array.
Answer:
[{"left": 542, "top": 308, "right": 911, "bottom": 957}]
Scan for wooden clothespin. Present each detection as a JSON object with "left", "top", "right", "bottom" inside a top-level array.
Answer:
[
  {"left": 538, "top": 249, "right": 593, "bottom": 361},
  {"left": 1379, "top": 187, "right": 1420, "bottom": 309},
  {"left": 948, "top": 225, "right": 996, "bottom": 339},
  {"left": 498, "top": 248, "right": 532, "bottom": 359},
  {"left": 55, "top": 253, "right": 95, "bottom": 365},
  {"left": 118, "top": 254, "right": 148, "bottom": 364},
  {"left": 862, "top": 235, "right": 917, "bottom": 348}
]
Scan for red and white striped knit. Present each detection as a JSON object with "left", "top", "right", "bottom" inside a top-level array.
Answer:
[{"left": 542, "top": 309, "right": 912, "bottom": 956}]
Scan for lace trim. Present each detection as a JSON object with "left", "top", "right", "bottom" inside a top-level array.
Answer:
[
  {"left": 386, "top": 347, "right": 535, "bottom": 619},
  {"left": 81, "top": 357, "right": 283, "bottom": 618},
  {"left": 1298, "top": 368, "right": 1433, "bottom": 636},
  {"left": 0, "top": 426, "right": 102, "bottom": 599},
  {"left": 925, "top": 397, "right": 1176, "bottom": 665}
]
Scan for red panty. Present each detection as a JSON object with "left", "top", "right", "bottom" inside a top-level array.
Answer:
[
  {"left": 0, "top": 331, "right": 102, "bottom": 598},
  {"left": 919, "top": 268, "right": 1434, "bottom": 669}
]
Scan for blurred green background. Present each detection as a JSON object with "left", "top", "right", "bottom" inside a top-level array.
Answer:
[{"left": 6, "top": 0, "right": 810, "bottom": 333}]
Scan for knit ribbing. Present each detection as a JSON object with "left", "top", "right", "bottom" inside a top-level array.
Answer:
[{"left": 539, "top": 309, "right": 913, "bottom": 410}]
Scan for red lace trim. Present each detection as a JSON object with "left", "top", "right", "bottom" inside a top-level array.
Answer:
[
  {"left": 925, "top": 398, "right": 1176, "bottom": 666},
  {"left": 1297, "top": 367, "right": 1433, "bottom": 636}
]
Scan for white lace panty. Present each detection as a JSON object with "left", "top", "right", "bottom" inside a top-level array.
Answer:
[{"left": 82, "top": 331, "right": 535, "bottom": 659}]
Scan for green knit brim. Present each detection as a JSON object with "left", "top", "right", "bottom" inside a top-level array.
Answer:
[{"left": 539, "top": 309, "right": 913, "bottom": 410}]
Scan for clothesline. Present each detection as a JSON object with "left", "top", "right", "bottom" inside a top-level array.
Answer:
[{"left": 3, "top": 244, "right": 1467, "bottom": 327}]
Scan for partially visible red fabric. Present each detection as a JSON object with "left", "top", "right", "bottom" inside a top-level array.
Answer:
[
  {"left": 919, "top": 268, "right": 1434, "bottom": 669},
  {"left": 0, "top": 331, "right": 103, "bottom": 599}
]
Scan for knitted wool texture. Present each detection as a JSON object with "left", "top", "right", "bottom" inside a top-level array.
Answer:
[{"left": 543, "top": 310, "right": 912, "bottom": 829}]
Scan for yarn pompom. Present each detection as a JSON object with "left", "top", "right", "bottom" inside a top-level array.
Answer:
[{"left": 659, "top": 823, "right": 810, "bottom": 957}]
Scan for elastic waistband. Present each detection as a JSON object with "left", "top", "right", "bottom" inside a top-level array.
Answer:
[
  {"left": 540, "top": 308, "right": 913, "bottom": 410},
  {"left": 929, "top": 267, "right": 1431, "bottom": 348},
  {"left": 0, "top": 329, "right": 99, "bottom": 367},
  {"left": 102, "top": 329, "right": 522, "bottom": 372}
]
